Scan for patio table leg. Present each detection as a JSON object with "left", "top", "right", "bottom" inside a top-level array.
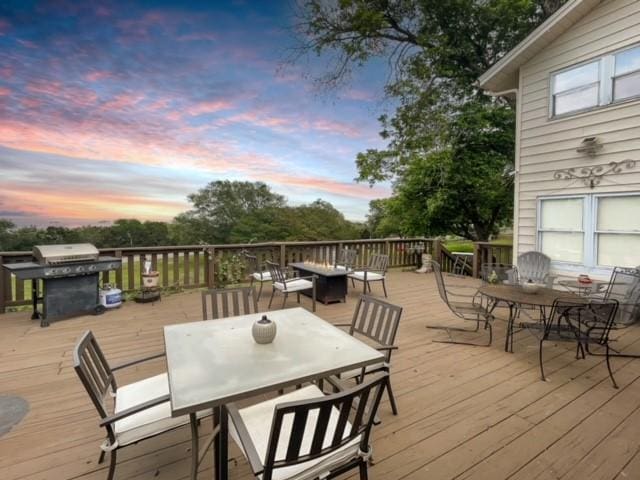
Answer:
[
  {"left": 213, "top": 406, "right": 229, "bottom": 480},
  {"left": 190, "top": 413, "right": 199, "bottom": 480},
  {"left": 505, "top": 303, "right": 516, "bottom": 353}
]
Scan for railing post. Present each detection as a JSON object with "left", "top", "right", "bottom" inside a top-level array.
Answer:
[
  {"left": 207, "top": 247, "right": 216, "bottom": 288},
  {"left": 280, "top": 243, "right": 286, "bottom": 268},
  {"left": 472, "top": 243, "right": 481, "bottom": 278},
  {"left": 433, "top": 239, "right": 442, "bottom": 265},
  {"left": 0, "top": 255, "right": 5, "bottom": 314},
  {"left": 115, "top": 250, "right": 123, "bottom": 289}
]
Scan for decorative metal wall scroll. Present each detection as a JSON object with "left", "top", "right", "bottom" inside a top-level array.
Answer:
[{"left": 553, "top": 160, "right": 637, "bottom": 188}]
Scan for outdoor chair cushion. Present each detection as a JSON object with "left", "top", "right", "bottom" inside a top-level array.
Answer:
[
  {"left": 348, "top": 271, "right": 384, "bottom": 281},
  {"left": 114, "top": 373, "right": 205, "bottom": 446},
  {"left": 230, "top": 385, "right": 361, "bottom": 480},
  {"left": 252, "top": 271, "right": 272, "bottom": 281},
  {"left": 273, "top": 279, "right": 313, "bottom": 292}
]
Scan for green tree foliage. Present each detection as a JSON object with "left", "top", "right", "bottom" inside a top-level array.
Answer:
[{"left": 294, "top": 0, "right": 565, "bottom": 240}]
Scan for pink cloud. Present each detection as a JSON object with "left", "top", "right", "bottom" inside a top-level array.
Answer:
[
  {"left": 101, "top": 92, "right": 145, "bottom": 111},
  {"left": 177, "top": 32, "right": 217, "bottom": 42},
  {"left": 0, "top": 67, "right": 13, "bottom": 79},
  {"left": 343, "top": 88, "right": 375, "bottom": 102},
  {"left": 186, "top": 99, "right": 234, "bottom": 116},
  {"left": 258, "top": 173, "right": 389, "bottom": 199},
  {"left": 85, "top": 70, "right": 114, "bottom": 82},
  {"left": 0, "top": 87, "right": 10, "bottom": 96},
  {"left": 16, "top": 38, "right": 37, "bottom": 49},
  {"left": 0, "top": 18, "right": 10, "bottom": 36}
]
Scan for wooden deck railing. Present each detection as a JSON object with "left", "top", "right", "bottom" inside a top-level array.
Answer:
[
  {"left": 0, "top": 237, "right": 434, "bottom": 313},
  {"left": 471, "top": 242, "right": 514, "bottom": 278}
]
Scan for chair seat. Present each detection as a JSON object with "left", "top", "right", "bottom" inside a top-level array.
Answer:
[
  {"left": 273, "top": 279, "right": 313, "bottom": 292},
  {"left": 252, "top": 271, "right": 272, "bottom": 281},
  {"left": 339, "top": 362, "right": 387, "bottom": 380},
  {"left": 348, "top": 271, "right": 384, "bottom": 281},
  {"left": 449, "top": 301, "right": 490, "bottom": 316},
  {"left": 230, "top": 385, "right": 361, "bottom": 480},
  {"left": 114, "top": 373, "right": 206, "bottom": 447}
]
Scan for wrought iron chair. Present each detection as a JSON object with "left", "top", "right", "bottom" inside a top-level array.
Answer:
[
  {"left": 266, "top": 260, "right": 317, "bottom": 312},
  {"left": 586, "top": 266, "right": 640, "bottom": 359},
  {"left": 334, "top": 295, "right": 402, "bottom": 415},
  {"left": 228, "top": 374, "right": 388, "bottom": 480},
  {"left": 336, "top": 248, "right": 358, "bottom": 271},
  {"left": 245, "top": 252, "right": 271, "bottom": 301},
  {"left": 201, "top": 286, "right": 259, "bottom": 320},
  {"left": 73, "top": 331, "right": 209, "bottom": 480},
  {"left": 522, "top": 299, "right": 619, "bottom": 387},
  {"left": 517, "top": 251, "right": 555, "bottom": 287},
  {"left": 427, "top": 260, "right": 494, "bottom": 346},
  {"left": 481, "top": 262, "right": 519, "bottom": 312},
  {"left": 348, "top": 253, "right": 389, "bottom": 297}
]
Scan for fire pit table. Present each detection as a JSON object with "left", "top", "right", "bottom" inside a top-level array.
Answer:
[{"left": 289, "top": 262, "right": 348, "bottom": 304}]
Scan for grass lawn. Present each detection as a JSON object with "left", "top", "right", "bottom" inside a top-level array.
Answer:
[{"left": 443, "top": 235, "right": 513, "bottom": 253}]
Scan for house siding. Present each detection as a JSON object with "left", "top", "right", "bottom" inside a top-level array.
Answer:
[{"left": 515, "top": 0, "right": 640, "bottom": 271}]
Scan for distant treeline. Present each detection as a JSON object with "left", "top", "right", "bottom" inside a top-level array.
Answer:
[{"left": 0, "top": 181, "right": 370, "bottom": 251}]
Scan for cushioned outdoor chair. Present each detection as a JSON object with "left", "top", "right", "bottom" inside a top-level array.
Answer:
[
  {"left": 245, "top": 252, "right": 272, "bottom": 301},
  {"left": 521, "top": 299, "right": 619, "bottom": 387},
  {"left": 517, "top": 251, "right": 555, "bottom": 287},
  {"left": 348, "top": 253, "right": 389, "bottom": 297},
  {"left": 73, "top": 331, "right": 209, "bottom": 480},
  {"left": 266, "top": 260, "right": 317, "bottom": 312},
  {"left": 333, "top": 295, "right": 402, "bottom": 415},
  {"left": 201, "top": 286, "right": 259, "bottom": 320},
  {"left": 228, "top": 374, "right": 388, "bottom": 480},
  {"left": 427, "top": 260, "right": 494, "bottom": 346}
]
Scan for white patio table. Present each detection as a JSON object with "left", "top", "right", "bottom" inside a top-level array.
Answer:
[{"left": 163, "top": 307, "right": 384, "bottom": 480}]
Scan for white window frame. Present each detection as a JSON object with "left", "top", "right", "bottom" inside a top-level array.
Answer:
[
  {"left": 536, "top": 192, "right": 640, "bottom": 275},
  {"left": 549, "top": 42, "right": 640, "bottom": 119}
]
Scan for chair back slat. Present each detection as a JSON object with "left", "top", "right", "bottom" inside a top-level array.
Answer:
[
  {"left": 350, "top": 295, "right": 402, "bottom": 361},
  {"left": 244, "top": 253, "right": 260, "bottom": 274},
  {"left": 266, "top": 261, "right": 287, "bottom": 284},
  {"left": 73, "top": 331, "right": 115, "bottom": 419},
  {"left": 285, "top": 410, "right": 309, "bottom": 462},
  {"left": 201, "top": 287, "right": 258, "bottom": 320},
  {"left": 603, "top": 267, "right": 640, "bottom": 326},
  {"left": 263, "top": 375, "right": 387, "bottom": 478},
  {"left": 430, "top": 260, "right": 449, "bottom": 304}
]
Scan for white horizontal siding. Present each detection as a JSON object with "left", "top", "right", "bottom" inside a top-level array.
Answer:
[{"left": 515, "top": 0, "right": 640, "bottom": 261}]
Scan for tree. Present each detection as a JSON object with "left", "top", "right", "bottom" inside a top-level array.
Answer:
[
  {"left": 174, "top": 181, "right": 287, "bottom": 244},
  {"left": 293, "top": 0, "right": 565, "bottom": 240},
  {"left": 0, "top": 219, "right": 15, "bottom": 251}
]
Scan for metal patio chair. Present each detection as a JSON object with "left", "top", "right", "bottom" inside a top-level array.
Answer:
[
  {"left": 427, "top": 260, "right": 494, "bottom": 346},
  {"left": 228, "top": 374, "right": 388, "bottom": 480},
  {"left": 245, "top": 252, "right": 272, "bottom": 301},
  {"left": 336, "top": 248, "right": 358, "bottom": 271},
  {"left": 517, "top": 251, "right": 555, "bottom": 287},
  {"left": 201, "top": 286, "right": 259, "bottom": 320},
  {"left": 73, "top": 331, "right": 209, "bottom": 480},
  {"left": 333, "top": 295, "right": 402, "bottom": 415},
  {"left": 522, "top": 299, "right": 619, "bottom": 387},
  {"left": 266, "top": 260, "right": 317, "bottom": 312},
  {"left": 348, "top": 253, "right": 389, "bottom": 297},
  {"left": 480, "top": 262, "right": 519, "bottom": 312},
  {"left": 586, "top": 266, "right": 640, "bottom": 359}
]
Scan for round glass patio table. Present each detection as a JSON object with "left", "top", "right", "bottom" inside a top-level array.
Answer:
[{"left": 478, "top": 284, "right": 582, "bottom": 353}]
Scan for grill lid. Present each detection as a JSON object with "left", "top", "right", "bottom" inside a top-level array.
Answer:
[{"left": 33, "top": 243, "right": 100, "bottom": 265}]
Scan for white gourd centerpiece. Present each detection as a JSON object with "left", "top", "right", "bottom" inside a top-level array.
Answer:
[{"left": 252, "top": 315, "right": 277, "bottom": 344}]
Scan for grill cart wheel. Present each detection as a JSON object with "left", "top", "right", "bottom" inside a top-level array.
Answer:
[{"left": 94, "top": 304, "right": 106, "bottom": 315}]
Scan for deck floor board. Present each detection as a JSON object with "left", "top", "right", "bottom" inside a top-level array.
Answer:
[{"left": 0, "top": 270, "right": 638, "bottom": 480}]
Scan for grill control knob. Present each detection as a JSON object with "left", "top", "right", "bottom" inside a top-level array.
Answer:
[
  {"left": 62, "top": 267, "right": 71, "bottom": 274},
  {"left": 88, "top": 265, "right": 97, "bottom": 271},
  {"left": 76, "top": 266, "right": 85, "bottom": 273}
]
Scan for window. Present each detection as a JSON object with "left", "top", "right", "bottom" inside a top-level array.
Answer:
[
  {"left": 551, "top": 62, "right": 600, "bottom": 116},
  {"left": 550, "top": 43, "right": 640, "bottom": 117},
  {"left": 596, "top": 195, "right": 640, "bottom": 267},
  {"left": 537, "top": 193, "right": 640, "bottom": 269},
  {"left": 613, "top": 45, "right": 640, "bottom": 101},
  {"left": 538, "top": 197, "right": 584, "bottom": 262}
]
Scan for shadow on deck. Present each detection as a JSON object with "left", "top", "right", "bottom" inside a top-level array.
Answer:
[{"left": 1, "top": 270, "right": 639, "bottom": 480}]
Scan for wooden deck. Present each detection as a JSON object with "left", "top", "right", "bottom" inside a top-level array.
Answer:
[{"left": 1, "top": 271, "right": 639, "bottom": 480}]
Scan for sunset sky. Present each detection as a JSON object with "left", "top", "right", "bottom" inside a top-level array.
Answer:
[{"left": 0, "top": 0, "right": 391, "bottom": 226}]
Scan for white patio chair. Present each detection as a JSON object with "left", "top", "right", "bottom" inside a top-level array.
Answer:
[
  {"left": 228, "top": 374, "right": 388, "bottom": 480},
  {"left": 348, "top": 253, "right": 389, "bottom": 297},
  {"left": 266, "top": 260, "right": 317, "bottom": 312},
  {"left": 73, "top": 331, "right": 210, "bottom": 480},
  {"left": 517, "top": 251, "right": 555, "bottom": 287},
  {"left": 245, "top": 252, "right": 272, "bottom": 301}
]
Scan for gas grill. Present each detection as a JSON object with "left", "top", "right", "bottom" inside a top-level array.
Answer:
[{"left": 2, "top": 244, "right": 121, "bottom": 327}]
